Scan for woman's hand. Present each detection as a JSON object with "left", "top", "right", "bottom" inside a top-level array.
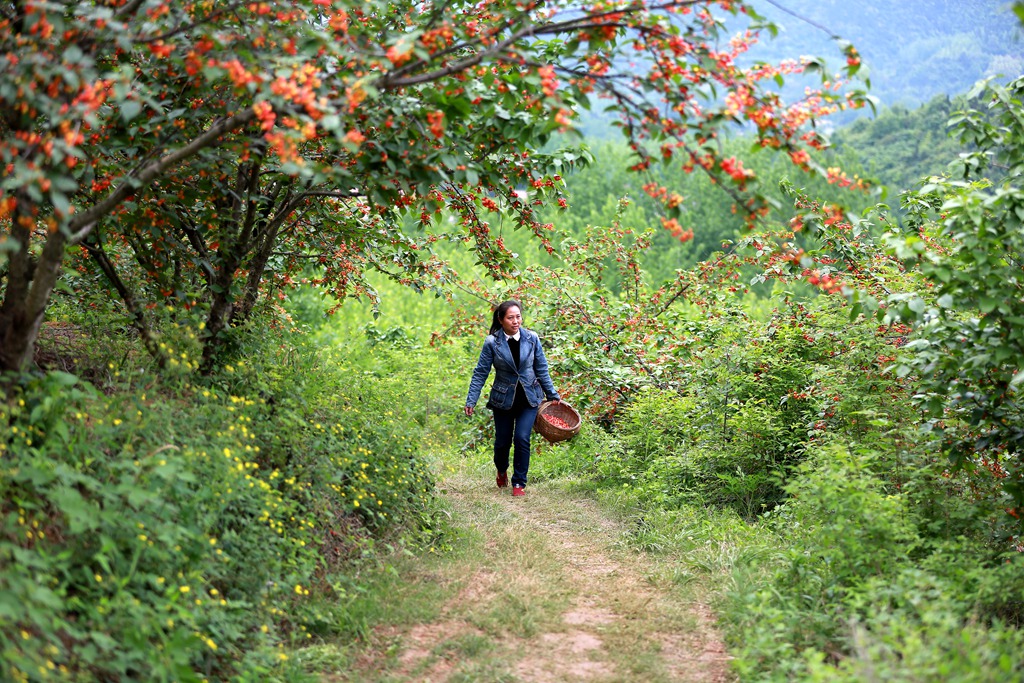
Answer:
[{"left": 464, "top": 405, "right": 474, "bottom": 416}]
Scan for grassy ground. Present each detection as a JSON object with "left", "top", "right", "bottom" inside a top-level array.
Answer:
[{"left": 297, "top": 447, "right": 734, "bottom": 683}]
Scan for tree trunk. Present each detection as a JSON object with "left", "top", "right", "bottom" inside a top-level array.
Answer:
[
  {"left": 0, "top": 235, "right": 69, "bottom": 372},
  {"left": 232, "top": 221, "right": 282, "bottom": 325},
  {"left": 0, "top": 195, "right": 68, "bottom": 374},
  {"left": 1, "top": 112, "right": 258, "bottom": 379},
  {"left": 231, "top": 188, "right": 302, "bottom": 325},
  {"left": 199, "top": 223, "right": 246, "bottom": 373},
  {"left": 199, "top": 158, "right": 263, "bottom": 373},
  {"left": 199, "top": 267, "right": 238, "bottom": 373},
  {"left": 83, "top": 233, "right": 167, "bottom": 368}
]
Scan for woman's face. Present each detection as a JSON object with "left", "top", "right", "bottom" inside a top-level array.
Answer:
[{"left": 501, "top": 306, "right": 522, "bottom": 336}]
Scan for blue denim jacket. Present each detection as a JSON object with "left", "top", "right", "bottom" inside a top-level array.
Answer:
[{"left": 465, "top": 327, "right": 560, "bottom": 411}]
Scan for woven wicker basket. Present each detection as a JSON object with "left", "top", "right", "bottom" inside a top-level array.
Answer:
[{"left": 534, "top": 401, "right": 582, "bottom": 443}]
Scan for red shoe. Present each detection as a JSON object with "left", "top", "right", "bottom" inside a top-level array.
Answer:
[
  {"left": 496, "top": 471, "right": 509, "bottom": 488},
  {"left": 512, "top": 485, "right": 526, "bottom": 497}
]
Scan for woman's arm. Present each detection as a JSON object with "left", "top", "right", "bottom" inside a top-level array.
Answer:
[{"left": 465, "top": 337, "right": 494, "bottom": 415}]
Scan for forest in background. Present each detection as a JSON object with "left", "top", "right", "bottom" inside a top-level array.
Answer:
[
  {"left": 528, "top": 92, "right": 967, "bottom": 290},
  {"left": 547, "top": 3, "right": 1021, "bottom": 283},
  {"left": 2, "top": 1, "right": 1024, "bottom": 681}
]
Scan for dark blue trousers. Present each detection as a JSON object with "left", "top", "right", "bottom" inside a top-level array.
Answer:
[{"left": 493, "top": 402, "right": 539, "bottom": 488}]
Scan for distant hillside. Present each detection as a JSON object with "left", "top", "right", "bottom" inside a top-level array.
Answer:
[{"left": 753, "top": 0, "right": 1023, "bottom": 110}]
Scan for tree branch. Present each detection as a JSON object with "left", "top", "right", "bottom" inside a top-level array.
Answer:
[
  {"left": 82, "top": 233, "right": 167, "bottom": 367},
  {"left": 66, "top": 108, "right": 257, "bottom": 245},
  {"left": 761, "top": 0, "right": 840, "bottom": 39},
  {"left": 137, "top": 2, "right": 252, "bottom": 43},
  {"left": 114, "top": 0, "right": 149, "bottom": 19}
]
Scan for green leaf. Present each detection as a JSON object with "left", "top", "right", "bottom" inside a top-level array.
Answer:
[
  {"left": 50, "top": 372, "right": 80, "bottom": 387},
  {"left": 52, "top": 487, "right": 100, "bottom": 534},
  {"left": 63, "top": 45, "right": 85, "bottom": 64},
  {"left": 121, "top": 100, "right": 142, "bottom": 122},
  {"left": 52, "top": 175, "right": 79, "bottom": 193},
  {"left": 51, "top": 191, "right": 71, "bottom": 219}
]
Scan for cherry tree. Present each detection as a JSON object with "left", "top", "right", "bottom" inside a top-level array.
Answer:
[{"left": 0, "top": 0, "right": 865, "bottom": 372}]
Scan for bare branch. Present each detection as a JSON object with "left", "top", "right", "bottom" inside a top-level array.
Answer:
[{"left": 761, "top": 0, "right": 840, "bottom": 39}]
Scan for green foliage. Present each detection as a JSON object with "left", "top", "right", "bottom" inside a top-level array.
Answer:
[
  {"left": 723, "top": 446, "right": 912, "bottom": 679},
  {"left": 0, "top": 323, "right": 461, "bottom": 682},
  {"left": 528, "top": 421, "right": 615, "bottom": 485},
  {"left": 724, "top": 445, "right": 1024, "bottom": 682},
  {"left": 831, "top": 95, "right": 968, "bottom": 194},
  {"left": 865, "top": 76, "right": 1024, "bottom": 511},
  {"left": 784, "top": 446, "right": 921, "bottom": 595},
  {"left": 804, "top": 612, "right": 1024, "bottom": 683},
  {"left": 541, "top": 137, "right": 875, "bottom": 287},
  {"left": 1, "top": 373, "right": 297, "bottom": 681},
  {"left": 518, "top": 229, "right": 915, "bottom": 517}
]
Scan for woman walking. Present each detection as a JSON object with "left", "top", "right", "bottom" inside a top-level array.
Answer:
[{"left": 465, "top": 300, "right": 560, "bottom": 497}]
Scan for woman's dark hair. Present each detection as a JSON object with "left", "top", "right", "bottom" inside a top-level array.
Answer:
[{"left": 490, "top": 299, "right": 523, "bottom": 334}]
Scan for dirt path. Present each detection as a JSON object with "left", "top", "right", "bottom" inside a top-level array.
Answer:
[{"left": 334, "top": 463, "right": 733, "bottom": 683}]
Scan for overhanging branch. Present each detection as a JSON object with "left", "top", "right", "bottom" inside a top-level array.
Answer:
[{"left": 66, "top": 108, "right": 258, "bottom": 245}]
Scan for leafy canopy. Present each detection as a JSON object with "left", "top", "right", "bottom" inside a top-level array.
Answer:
[{"left": 1, "top": 0, "right": 866, "bottom": 372}]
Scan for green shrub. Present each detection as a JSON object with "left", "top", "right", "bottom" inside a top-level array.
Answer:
[
  {"left": 1, "top": 372, "right": 300, "bottom": 681},
  {"left": 597, "top": 380, "right": 812, "bottom": 515},
  {"left": 806, "top": 615, "right": 1024, "bottom": 683},
  {"left": 528, "top": 422, "right": 615, "bottom": 483},
  {"left": 803, "top": 562, "right": 1024, "bottom": 682},
  {"left": 0, "top": 325, "right": 457, "bottom": 682},
  {"left": 724, "top": 445, "right": 922, "bottom": 680},
  {"left": 723, "top": 442, "right": 1024, "bottom": 681}
]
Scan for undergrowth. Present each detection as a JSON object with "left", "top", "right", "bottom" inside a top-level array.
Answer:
[
  {"left": 530, "top": 287, "right": 1024, "bottom": 682},
  {"left": 0, "top": 317, "right": 464, "bottom": 682}
]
